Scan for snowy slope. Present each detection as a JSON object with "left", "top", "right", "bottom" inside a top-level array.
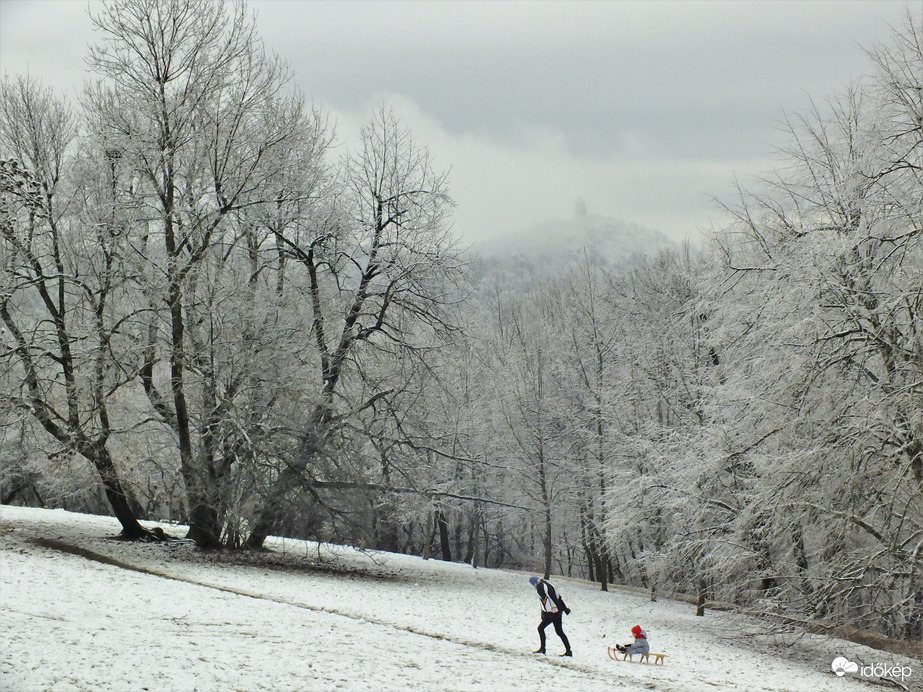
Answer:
[{"left": 1, "top": 506, "right": 918, "bottom": 691}]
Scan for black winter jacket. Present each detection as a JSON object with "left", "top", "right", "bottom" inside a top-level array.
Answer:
[{"left": 535, "top": 579, "right": 569, "bottom": 614}]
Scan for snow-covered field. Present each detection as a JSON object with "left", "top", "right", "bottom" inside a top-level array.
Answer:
[{"left": 1, "top": 506, "right": 919, "bottom": 692}]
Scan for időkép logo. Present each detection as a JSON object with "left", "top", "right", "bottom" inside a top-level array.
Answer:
[{"left": 831, "top": 656, "right": 913, "bottom": 682}]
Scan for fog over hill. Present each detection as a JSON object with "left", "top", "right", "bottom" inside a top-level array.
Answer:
[{"left": 468, "top": 202, "right": 676, "bottom": 278}]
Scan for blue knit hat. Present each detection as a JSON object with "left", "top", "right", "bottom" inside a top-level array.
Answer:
[{"left": 529, "top": 576, "right": 539, "bottom": 586}]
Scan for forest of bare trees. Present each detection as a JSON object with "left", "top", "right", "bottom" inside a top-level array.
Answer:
[{"left": 2, "top": 0, "right": 920, "bottom": 643}]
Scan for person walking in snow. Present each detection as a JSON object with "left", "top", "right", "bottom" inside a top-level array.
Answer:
[
  {"left": 529, "top": 576, "right": 572, "bottom": 657},
  {"left": 615, "top": 625, "right": 649, "bottom": 656}
]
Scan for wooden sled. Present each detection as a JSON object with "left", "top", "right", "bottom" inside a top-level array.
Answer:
[{"left": 607, "top": 647, "right": 667, "bottom": 665}]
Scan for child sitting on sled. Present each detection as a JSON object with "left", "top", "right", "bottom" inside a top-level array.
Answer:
[{"left": 614, "top": 625, "right": 649, "bottom": 656}]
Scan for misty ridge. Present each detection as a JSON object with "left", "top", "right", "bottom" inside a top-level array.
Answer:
[
  {"left": 1, "top": 0, "right": 922, "bottom": 669},
  {"left": 470, "top": 202, "right": 676, "bottom": 280}
]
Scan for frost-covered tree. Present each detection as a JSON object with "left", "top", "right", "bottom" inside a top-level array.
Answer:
[
  {"left": 710, "top": 9, "right": 923, "bottom": 637},
  {"left": 244, "top": 106, "right": 464, "bottom": 549},
  {"left": 596, "top": 247, "right": 721, "bottom": 607},
  {"left": 85, "top": 0, "right": 318, "bottom": 547},
  {"left": 0, "top": 75, "right": 152, "bottom": 538},
  {"left": 556, "top": 254, "right": 621, "bottom": 590},
  {"left": 482, "top": 276, "right": 578, "bottom": 579}
]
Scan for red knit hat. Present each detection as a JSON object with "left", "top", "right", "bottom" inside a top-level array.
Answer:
[{"left": 631, "top": 625, "right": 643, "bottom": 637}]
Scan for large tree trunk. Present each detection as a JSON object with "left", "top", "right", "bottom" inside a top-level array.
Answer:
[
  {"left": 469, "top": 504, "right": 482, "bottom": 568},
  {"left": 246, "top": 409, "right": 328, "bottom": 549},
  {"left": 85, "top": 444, "right": 155, "bottom": 540},
  {"left": 587, "top": 519, "right": 610, "bottom": 592},
  {"left": 437, "top": 509, "right": 452, "bottom": 562},
  {"left": 245, "top": 462, "right": 297, "bottom": 549},
  {"left": 696, "top": 575, "right": 707, "bottom": 617},
  {"left": 538, "top": 446, "right": 553, "bottom": 579}
]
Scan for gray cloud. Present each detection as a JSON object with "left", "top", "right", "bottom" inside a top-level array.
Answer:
[{"left": 0, "top": 0, "right": 914, "bottom": 244}]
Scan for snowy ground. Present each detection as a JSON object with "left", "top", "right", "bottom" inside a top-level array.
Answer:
[{"left": 1, "top": 506, "right": 919, "bottom": 692}]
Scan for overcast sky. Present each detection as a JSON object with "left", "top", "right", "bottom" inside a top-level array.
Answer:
[{"left": 0, "top": 0, "right": 915, "bottom": 246}]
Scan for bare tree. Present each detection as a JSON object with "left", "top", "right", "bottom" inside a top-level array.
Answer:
[
  {"left": 560, "top": 254, "right": 621, "bottom": 590},
  {"left": 484, "top": 276, "right": 574, "bottom": 579},
  {"left": 244, "top": 106, "right": 463, "bottom": 549},
  {"left": 85, "top": 0, "right": 312, "bottom": 547},
  {"left": 707, "top": 11, "right": 923, "bottom": 636},
  {"left": 0, "top": 75, "right": 153, "bottom": 538}
]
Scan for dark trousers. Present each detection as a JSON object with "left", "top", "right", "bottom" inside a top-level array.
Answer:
[{"left": 538, "top": 611, "right": 571, "bottom": 652}]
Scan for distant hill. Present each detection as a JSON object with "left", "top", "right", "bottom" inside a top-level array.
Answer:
[{"left": 467, "top": 210, "right": 676, "bottom": 283}]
